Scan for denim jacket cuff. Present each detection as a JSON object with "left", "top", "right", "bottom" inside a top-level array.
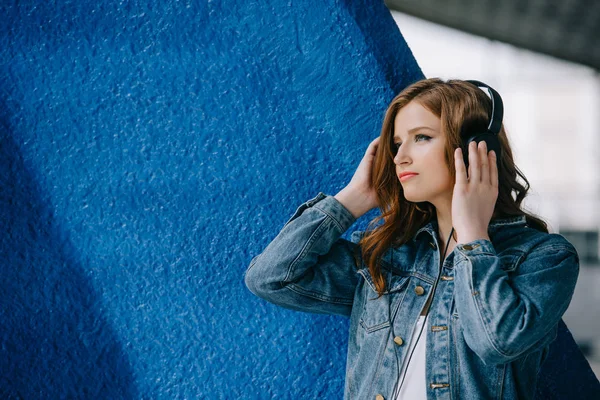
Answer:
[
  {"left": 312, "top": 192, "right": 357, "bottom": 232},
  {"left": 283, "top": 192, "right": 356, "bottom": 233}
]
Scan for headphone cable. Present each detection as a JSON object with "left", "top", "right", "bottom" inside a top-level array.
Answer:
[{"left": 389, "top": 226, "right": 455, "bottom": 398}]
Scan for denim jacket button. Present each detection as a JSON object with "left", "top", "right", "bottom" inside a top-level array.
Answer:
[
  {"left": 463, "top": 244, "right": 473, "bottom": 250},
  {"left": 415, "top": 286, "right": 425, "bottom": 295},
  {"left": 375, "top": 395, "right": 384, "bottom": 400},
  {"left": 393, "top": 336, "right": 404, "bottom": 346}
]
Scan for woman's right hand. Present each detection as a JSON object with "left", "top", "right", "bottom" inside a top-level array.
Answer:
[{"left": 334, "top": 137, "right": 382, "bottom": 218}]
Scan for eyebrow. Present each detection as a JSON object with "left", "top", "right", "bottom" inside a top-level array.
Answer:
[{"left": 393, "top": 126, "right": 436, "bottom": 140}]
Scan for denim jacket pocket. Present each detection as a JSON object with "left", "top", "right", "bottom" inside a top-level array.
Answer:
[
  {"left": 497, "top": 248, "right": 526, "bottom": 272},
  {"left": 357, "top": 268, "right": 411, "bottom": 333}
]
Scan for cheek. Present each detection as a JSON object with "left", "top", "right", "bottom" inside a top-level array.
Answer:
[
  {"left": 430, "top": 159, "right": 454, "bottom": 187},
  {"left": 418, "top": 145, "right": 453, "bottom": 187},
  {"left": 440, "top": 168, "right": 455, "bottom": 189}
]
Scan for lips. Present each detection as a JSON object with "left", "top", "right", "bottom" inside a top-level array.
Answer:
[
  {"left": 398, "top": 172, "right": 419, "bottom": 182},
  {"left": 398, "top": 172, "right": 418, "bottom": 178}
]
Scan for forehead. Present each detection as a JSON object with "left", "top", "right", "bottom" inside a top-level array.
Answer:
[{"left": 393, "top": 101, "right": 441, "bottom": 139}]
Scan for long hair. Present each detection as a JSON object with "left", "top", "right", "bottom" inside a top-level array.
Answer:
[{"left": 356, "top": 77, "right": 548, "bottom": 298}]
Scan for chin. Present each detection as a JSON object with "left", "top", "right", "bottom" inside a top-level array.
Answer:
[
  {"left": 402, "top": 192, "right": 420, "bottom": 203},
  {"left": 402, "top": 190, "right": 429, "bottom": 204}
]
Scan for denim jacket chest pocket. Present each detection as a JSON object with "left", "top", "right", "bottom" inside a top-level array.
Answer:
[{"left": 356, "top": 267, "right": 411, "bottom": 333}]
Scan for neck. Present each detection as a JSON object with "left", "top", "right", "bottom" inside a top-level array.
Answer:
[{"left": 434, "top": 207, "right": 454, "bottom": 248}]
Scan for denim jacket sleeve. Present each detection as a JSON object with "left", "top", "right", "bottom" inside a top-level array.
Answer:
[
  {"left": 452, "top": 235, "right": 580, "bottom": 365},
  {"left": 243, "top": 192, "right": 361, "bottom": 318}
]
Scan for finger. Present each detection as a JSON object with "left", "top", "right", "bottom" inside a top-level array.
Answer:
[
  {"left": 454, "top": 147, "right": 468, "bottom": 184},
  {"left": 469, "top": 141, "right": 480, "bottom": 183},
  {"left": 367, "top": 137, "right": 380, "bottom": 153},
  {"left": 490, "top": 150, "right": 499, "bottom": 188},
  {"left": 479, "top": 141, "right": 489, "bottom": 184}
]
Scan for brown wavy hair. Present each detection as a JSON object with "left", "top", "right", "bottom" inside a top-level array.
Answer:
[{"left": 355, "top": 77, "right": 548, "bottom": 298}]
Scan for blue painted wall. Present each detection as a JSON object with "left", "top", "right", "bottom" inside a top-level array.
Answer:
[{"left": 1, "top": 0, "right": 597, "bottom": 398}]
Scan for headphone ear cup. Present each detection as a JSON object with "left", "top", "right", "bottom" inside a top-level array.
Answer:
[{"left": 462, "top": 133, "right": 501, "bottom": 172}]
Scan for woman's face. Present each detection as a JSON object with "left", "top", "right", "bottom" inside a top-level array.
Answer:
[{"left": 392, "top": 101, "right": 454, "bottom": 204}]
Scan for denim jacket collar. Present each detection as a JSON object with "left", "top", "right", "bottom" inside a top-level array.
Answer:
[{"left": 413, "top": 214, "right": 527, "bottom": 242}]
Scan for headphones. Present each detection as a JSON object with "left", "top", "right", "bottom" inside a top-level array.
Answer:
[
  {"left": 460, "top": 79, "right": 504, "bottom": 169},
  {"left": 389, "top": 79, "right": 503, "bottom": 397}
]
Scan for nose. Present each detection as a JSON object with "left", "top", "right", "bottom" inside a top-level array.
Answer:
[{"left": 393, "top": 142, "right": 411, "bottom": 165}]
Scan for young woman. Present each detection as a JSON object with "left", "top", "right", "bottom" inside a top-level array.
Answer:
[{"left": 244, "top": 78, "right": 580, "bottom": 400}]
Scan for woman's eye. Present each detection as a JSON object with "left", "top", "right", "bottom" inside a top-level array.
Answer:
[{"left": 393, "top": 134, "right": 430, "bottom": 150}]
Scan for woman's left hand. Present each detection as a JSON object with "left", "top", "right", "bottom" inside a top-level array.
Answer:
[{"left": 452, "top": 140, "right": 499, "bottom": 244}]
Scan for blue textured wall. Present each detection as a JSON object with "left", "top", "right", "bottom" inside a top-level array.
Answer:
[{"left": 1, "top": 0, "right": 597, "bottom": 398}]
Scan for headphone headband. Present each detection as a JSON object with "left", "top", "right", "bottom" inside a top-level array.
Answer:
[{"left": 464, "top": 79, "right": 504, "bottom": 135}]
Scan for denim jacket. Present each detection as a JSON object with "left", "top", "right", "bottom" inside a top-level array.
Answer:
[{"left": 244, "top": 192, "right": 580, "bottom": 400}]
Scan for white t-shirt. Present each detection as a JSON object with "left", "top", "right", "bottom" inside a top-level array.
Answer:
[{"left": 394, "top": 313, "right": 428, "bottom": 400}]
